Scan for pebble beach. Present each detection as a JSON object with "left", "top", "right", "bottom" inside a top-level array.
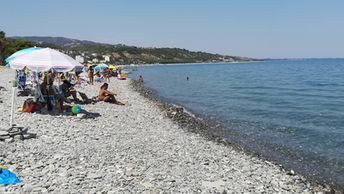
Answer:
[{"left": 0, "top": 68, "right": 336, "bottom": 193}]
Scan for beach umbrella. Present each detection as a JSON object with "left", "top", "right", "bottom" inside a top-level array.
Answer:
[
  {"left": 94, "top": 63, "right": 108, "bottom": 71},
  {"left": 5, "top": 47, "right": 42, "bottom": 63},
  {"left": 7, "top": 48, "right": 83, "bottom": 127},
  {"left": 9, "top": 48, "right": 83, "bottom": 72},
  {"left": 108, "top": 65, "right": 116, "bottom": 69}
]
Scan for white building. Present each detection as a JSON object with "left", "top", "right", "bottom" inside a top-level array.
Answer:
[
  {"left": 75, "top": 55, "right": 85, "bottom": 63},
  {"left": 103, "top": 55, "right": 111, "bottom": 62},
  {"left": 92, "top": 58, "right": 99, "bottom": 63}
]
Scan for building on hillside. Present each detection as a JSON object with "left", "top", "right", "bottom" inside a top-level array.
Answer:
[
  {"left": 103, "top": 55, "right": 111, "bottom": 62},
  {"left": 75, "top": 55, "right": 85, "bottom": 63}
]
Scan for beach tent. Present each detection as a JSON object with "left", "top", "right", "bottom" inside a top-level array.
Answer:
[
  {"left": 6, "top": 48, "right": 84, "bottom": 127},
  {"left": 94, "top": 63, "right": 108, "bottom": 71}
]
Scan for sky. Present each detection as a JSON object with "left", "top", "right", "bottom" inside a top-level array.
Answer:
[{"left": 1, "top": 0, "right": 344, "bottom": 59}]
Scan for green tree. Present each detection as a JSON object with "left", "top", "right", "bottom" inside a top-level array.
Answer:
[
  {"left": 0, "top": 31, "right": 34, "bottom": 66},
  {"left": 0, "top": 31, "right": 5, "bottom": 66},
  {"left": 5, "top": 40, "right": 33, "bottom": 55}
]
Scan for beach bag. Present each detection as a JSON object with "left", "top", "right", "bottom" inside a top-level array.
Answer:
[{"left": 23, "top": 98, "right": 35, "bottom": 113}]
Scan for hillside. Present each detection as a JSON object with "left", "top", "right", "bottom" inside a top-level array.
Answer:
[
  {"left": 11, "top": 36, "right": 103, "bottom": 47},
  {"left": 11, "top": 36, "right": 255, "bottom": 64}
]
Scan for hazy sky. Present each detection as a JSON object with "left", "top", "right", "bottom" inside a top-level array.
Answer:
[{"left": 1, "top": 0, "right": 344, "bottom": 58}]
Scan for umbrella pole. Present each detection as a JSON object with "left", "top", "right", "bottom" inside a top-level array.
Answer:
[
  {"left": 9, "top": 72, "right": 17, "bottom": 127},
  {"left": 34, "top": 72, "right": 39, "bottom": 102},
  {"left": 9, "top": 87, "right": 16, "bottom": 127}
]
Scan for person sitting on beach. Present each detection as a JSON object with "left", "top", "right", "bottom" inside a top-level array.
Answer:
[
  {"left": 59, "top": 80, "right": 78, "bottom": 102},
  {"left": 94, "top": 72, "right": 103, "bottom": 82},
  {"left": 98, "top": 83, "right": 127, "bottom": 105},
  {"left": 75, "top": 72, "right": 81, "bottom": 85},
  {"left": 47, "top": 71, "right": 57, "bottom": 81},
  {"left": 40, "top": 77, "right": 63, "bottom": 111}
]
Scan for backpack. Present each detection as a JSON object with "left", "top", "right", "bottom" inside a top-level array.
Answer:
[{"left": 23, "top": 98, "right": 42, "bottom": 113}]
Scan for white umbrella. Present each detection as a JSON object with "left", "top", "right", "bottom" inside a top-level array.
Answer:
[
  {"left": 9, "top": 48, "right": 83, "bottom": 72},
  {"left": 5, "top": 47, "right": 42, "bottom": 64},
  {"left": 7, "top": 48, "right": 83, "bottom": 127}
]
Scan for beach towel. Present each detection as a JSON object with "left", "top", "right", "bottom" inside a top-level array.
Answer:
[
  {"left": 17, "top": 70, "right": 27, "bottom": 90},
  {"left": 0, "top": 168, "right": 22, "bottom": 185}
]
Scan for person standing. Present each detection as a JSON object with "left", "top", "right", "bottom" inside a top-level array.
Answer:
[
  {"left": 88, "top": 66, "right": 94, "bottom": 85},
  {"left": 104, "top": 68, "right": 111, "bottom": 83}
]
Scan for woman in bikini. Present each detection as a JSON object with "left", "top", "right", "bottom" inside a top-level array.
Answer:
[{"left": 98, "top": 83, "right": 127, "bottom": 105}]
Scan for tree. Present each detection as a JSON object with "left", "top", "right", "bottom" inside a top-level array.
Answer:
[
  {"left": 5, "top": 40, "right": 33, "bottom": 55},
  {"left": 0, "top": 32, "right": 33, "bottom": 66},
  {"left": 0, "top": 31, "right": 5, "bottom": 66}
]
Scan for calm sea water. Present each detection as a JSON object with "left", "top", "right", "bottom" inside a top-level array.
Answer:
[{"left": 129, "top": 59, "right": 344, "bottom": 187}]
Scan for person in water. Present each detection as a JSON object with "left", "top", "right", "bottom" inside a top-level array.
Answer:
[
  {"left": 139, "top": 75, "right": 144, "bottom": 83},
  {"left": 98, "top": 83, "right": 127, "bottom": 105}
]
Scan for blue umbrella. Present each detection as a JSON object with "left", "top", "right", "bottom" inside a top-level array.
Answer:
[
  {"left": 5, "top": 47, "right": 42, "bottom": 63},
  {"left": 94, "top": 63, "right": 108, "bottom": 71}
]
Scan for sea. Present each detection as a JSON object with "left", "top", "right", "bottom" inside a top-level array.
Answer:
[{"left": 129, "top": 59, "right": 344, "bottom": 188}]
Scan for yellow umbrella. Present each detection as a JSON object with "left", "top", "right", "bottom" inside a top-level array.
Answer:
[{"left": 108, "top": 65, "right": 116, "bottom": 69}]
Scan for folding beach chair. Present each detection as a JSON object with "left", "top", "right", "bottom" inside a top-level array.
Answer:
[
  {"left": 16, "top": 70, "right": 32, "bottom": 96},
  {"left": 17, "top": 70, "right": 26, "bottom": 91},
  {"left": 78, "top": 91, "right": 98, "bottom": 104}
]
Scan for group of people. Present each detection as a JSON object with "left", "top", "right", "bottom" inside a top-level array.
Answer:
[
  {"left": 37, "top": 70, "right": 128, "bottom": 112},
  {"left": 87, "top": 66, "right": 123, "bottom": 85},
  {"left": 39, "top": 72, "right": 79, "bottom": 111}
]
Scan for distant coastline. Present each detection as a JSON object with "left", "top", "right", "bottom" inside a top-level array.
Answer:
[
  {"left": 125, "top": 60, "right": 265, "bottom": 67},
  {"left": 8, "top": 36, "right": 255, "bottom": 65}
]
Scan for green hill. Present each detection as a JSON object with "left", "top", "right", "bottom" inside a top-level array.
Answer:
[{"left": 2, "top": 34, "right": 255, "bottom": 65}]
